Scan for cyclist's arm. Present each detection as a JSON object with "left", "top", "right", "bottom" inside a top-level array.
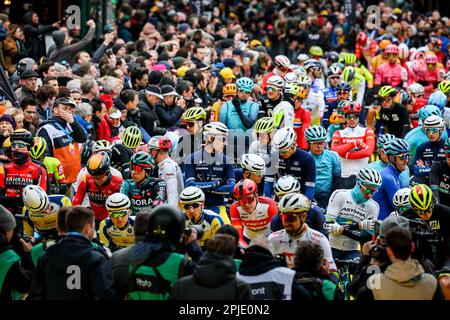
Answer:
[
  {"left": 331, "top": 151, "right": 342, "bottom": 191},
  {"left": 430, "top": 162, "right": 441, "bottom": 204},
  {"left": 303, "top": 154, "right": 316, "bottom": 201},
  {"left": 331, "top": 132, "right": 358, "bottom": 157},
  {"left": 413, "top": 145, "right": 430, "bottom": 177},
  {"left": 184, "top": 158, "right": 221, "bottom": 191},
  {"left": 346, "top": 129, "right": 375, "bottom": 159},
  {"left": 98, "top": 220, "right": 110, "bottom": 247},
  {"left": 398, "top": 105, "right": 412, "bottom": 138},
  {"left": 230, "top": 203, "right": 245, "bottom": 245},
  {"left": 325, "top": 190, "right": 343, "bottom": 223},
  {"left": 72, "top": 175, "right": 87, "bottom": 205},
  {"left": 211, "top": 161, "right": 236, "bottom": 195},
  {"left": 374, "top": 64, "right": 383, "bottom": 86},
  {"left": 218, "top": 102, "right": 228, "bottom": 125},
  {"left": 162, "top": 164, "right": 180, "bottom": 206},
  {"left": 153, "top": 179, "right": 167, "bottom": 203},
  {"left": 355, "top": 77, "right": 365, "bottom": 105}
]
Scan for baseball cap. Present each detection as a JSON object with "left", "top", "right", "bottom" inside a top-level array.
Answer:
[
  {"left": 20, "top": 69, "right": 39, "bottom": 79},
  {"left": 146, "top": 85, "right": 163, "bottom": 99},
  {"left": 161, "top": 85, "right": 179, "bottom": 97}
]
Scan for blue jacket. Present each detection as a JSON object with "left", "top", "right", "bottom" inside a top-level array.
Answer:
[
  {"left": 373, "top": 165, "right": 403, "bottom": 220},
  {"left": 310, "top": 149, "right": 341, "bottom": 198},
  {"left": 219, "top": 99, "right": 259, "bottom": 131}
]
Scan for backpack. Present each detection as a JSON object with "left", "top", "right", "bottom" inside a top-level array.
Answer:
[{"left": 295, "top": 272, "right": 325, "bottom": 301}]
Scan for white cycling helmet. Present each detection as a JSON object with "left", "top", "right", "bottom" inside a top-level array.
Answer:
[
  {"left": 398, "top": 43, "right": 409, "bottom": 60},
  {"left": 294, "top": 66, "right": 307, "bottom": 78},
  {"left": 284, "top": 72, "right": 298, "bottom": 84},
  {"left": 297, "top": 75, "right": 312, "bottom": 87},
  {"left": 241, "top": 153, "right": 265, "bottom": 174},
  {"left": 274, "top": 175, "right": 301, "bottom": 197},
  {"left": 393, "top": 188, "right": 411, "bottom": 209},
  {"left": 279, "top": 193, "right": 311, "bottom": 214},
  {"left": 423, "top": 115, "right": 445, "bottom": 129},
  {"left": 180, "top": 186, "right": 205, "bottom": 204},
  {"left": 203, "top": 122, "right": 229, "bottom": 137},
  {"left": 92, "top": 140, "right": 113, "bottom": 153},
  {"left": 274, "top": 55, "right": 291, "bottom": 68},
  {"left": 445, "top": 71, "right": 450, "bottom": 81},
  {"left": 296, "top": 53, "right": 309, "bottom": 62},
  {"left": 273, "top": 126, "right": 297, "bottom": 151},
  {"left": 105, "top": 193, "right": 131, "bottom": 212},
  {"left": 22, "top": 185, "right": 50, "bottom": 213},
  {"left": 266, "top": 75, "right": 284, "bottom": 89},
  {"left": 408, "top": 83, "right": 425, "bottom": 95},
  {"left": 356, "top": 167, "right": 382, "bottom": 187}
]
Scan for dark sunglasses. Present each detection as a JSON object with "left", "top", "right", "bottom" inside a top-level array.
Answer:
[
  {"left": 360, "top": 184, "right": 378, "bottom": 195},
  {"left": 11, "top": 141, "right": 29, "bottom": 149},
  {"left": 267, "top": 87, "right": 279, "bottom": 92},
  {"left": 425, "top": 128, "right": 441, "bottom": 134},
  {"left": 238, "top": 89, "right": 252, "bottom": 94},
  {"left": 131, "top": 164, "right": 149, "bottom": 173},
  {"left": 185, "top": 122, "right": 196, "bottom": 128},
  {"left": 381, "top": 96, "right": 393, "bottom": 102},
  {"left": 183, "top": 203, "right": 201, "bottom": 210},
  {"left": 337, "top": 90, "right": 350, "bottom": 95},
  {"left": 344, "top": 113, "right": 359, "bottom": 119},
  {"left": 397, "top": 153, "right": 410, "bottom": 161}
]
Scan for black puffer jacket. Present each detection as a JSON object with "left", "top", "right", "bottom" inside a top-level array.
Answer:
[
  {"left": 171, "top": 251, "right": 254, "bottom": 300},
  {"left": 22, "top": 12, "right": 55, "bottom": 62},
  {"left": 137, "top": 92, "right": 166, "bottom": 136}
]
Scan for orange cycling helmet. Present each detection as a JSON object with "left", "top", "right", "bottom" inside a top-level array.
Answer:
[
  {"left": 379, "top": 39, "right": 392, "bottom": 51},
  {"left": 223, "top": 83, "right": 237, "bottom": 96}
]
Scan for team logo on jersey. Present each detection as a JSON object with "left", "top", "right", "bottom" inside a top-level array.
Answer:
[{"left": 429, "top": 220, "right": 440, "bottom": 231}]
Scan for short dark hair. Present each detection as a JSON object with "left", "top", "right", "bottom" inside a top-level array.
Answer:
[
  {"left": 38, "top": 61, "right": 55, "bottom": 78},
  {"left": 386, "top": 227, "right": 412, "bottom": 260},
  {"left": 90, "top": 98, "right": 105, "bottom": 114},
  {"left": 57, "top": 206, "right": 71, "bottom": 233},
  {"left": 65, "top": 206, "right": 95, "bottom": 232},
  {"left": 131, "top": 67, "right": 148, "bottom": 85},
  {"left": 136, "top": 39, "right": 147, "bottom": 53},
  {"left": 216, "top": 225, "right": 239, "bottom": 247},
  {"left": 204, "top": 234, "right": 236, "bottom": 255},
  {"left": 193, "top": 45, "right": 205, "bottom": 55},
  {"left": 20, "top": 97, "right": 36, "bottom": 110},
  {"left": 120, "top": 89, "right": 137, "bottom": 105},
  {"left": 294, "top": 241, "right": 324, "bottom": 276},
  {"left": 43, "top": 76, "right": 57, "bottom": 85},
  {"left": 78, "top": 63, "right": 92, "bottom": 77},
  {"left": 36, "top": 85, "right": 57, "bottom": 105},
  {"left": 175, "top": 80, "right": 193, "bottom": 95}
]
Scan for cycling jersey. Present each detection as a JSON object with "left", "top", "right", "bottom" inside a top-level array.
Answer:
[
  {"left": 174, "top": 132, "right": 203, "bottom": 166},
  {"left": 120, "top": 176, "right": 167, "bottom": 215},
  {"left": 410, "top": 98, "right": 427, "bottom": 128},
  {"left": 23, "top": 195, "right": 72, "bottom": 237},
  {"left": 430, "top": 160, "right": 450, "bottom": 207},
  {"left": 413, "top": 139, "right": 445, "bottom": 184},
  {"left": 111, "top": 143, "right": 132, "bottom": 180},
  {"left": 376, "top": 102, "right": 411, "bottom": 138},
  {"left": 373, "top": 165, "right": 404, "bottom": 220},
  {"left": 99, "top": 218, "right": 135, "bottom": 252},
  {"left": 184, "top": 150, "right": 235, "bottom": 208},
  {"left": 368, "top": 160, "right": 410, "bottom": 188},
  {"left": 311, "top": 78, "right": 325, "bottom": 93},
  {"left": 302, "top": 91, "right": 325, "bottom": 126},
  {"left": 331, "top": 125, "right": 375, "bottom": 178},
  {"left": 186, "top": 209, "right": 224, "bottom": 246},
  {"left": 268, "top": 227, "right": 337, "bottom": 271},
  {"left": 375, "top": 63, "right": 408, "bottom": 88},
  {"left": 234, "top": 168, "right": 266, "bottom": 196},
  {"left": 327, "top": 188, "right": 379, "bottom": 250},
  {"left": 230, "top": 196, "right": 278, "bottom": 244},
  {"left": 417, "top": 67, "right": 446, "bottom": 97},
  {"left": 73, "top": 173, "right": 124, "bottom": 221},
  {"left": 219, "top": 99, "right": 260, "bottom": 131},
  {"left": 348, "top": 72, "right": 366, "bottom": 105},
  {"left": 267, "top": 148, "right": 316, "bottom": 200},
  {"left": 370, "top": 54, "right": 400, "bottom": 74},
  {"left": 310, "top": 149, "right": 341, "bottom": 208},
  {"left": 405, "top": 127, "right": 449, "bottom": 166},
  {"left": 292, "top": 106, "right": 311, "bottom": 150},
  {"left": 73, "top": 166, "right": 123, "bottom": 207},
  {"left": 42, "top": 156, "right": 66, "bottom": 195},
  {"left": 321, "top": 86, "right": 338, "bottom": 129},
  {"left": 0, "top": 158, "right": 48, "bottom": 214},
  {"left": 157, "top": 157, "right": 184, "bottom": 207},
  {"left": 259, "top": 95, "right": 283, "bottom": 118},
  {"left": 273, "top": 101, "right": 295, "bottom": 128}
]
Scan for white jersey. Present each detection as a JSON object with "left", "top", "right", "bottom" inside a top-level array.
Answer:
[
  {"left": 272, "top": 101, "right": 294, "bottom": 128},
  {"left": 326, "top": 189, "right": 379, "bottom": 251},
  {"left": 268, "top": 227, "right": 336, "bottom": 271},
  {"left": 157, "top": 157, "right": 184, "bottom": 207},
  {"left": 73, "top": 166, "right": 123, "bottom": 207},
  {"left": 443, "top": 107, "right": 450, "bottom": 129},
  {"left": 302, "top": 91, "right": 325, "bottom": 124}
]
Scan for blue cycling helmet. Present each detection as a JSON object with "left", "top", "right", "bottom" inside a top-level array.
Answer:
[
  {"left": 305, "top": 125, "right": 327, "bottom": 142},
  {"left": 384, "top": 138, "right": 410, "bottom": 155},
  {"left": 236, "top": 77, "right": 254, "bottom": 93},
  {"left": 428, "top": 90, "right": 447, "bottom": 111},
  {"left": 418, "top": 104, "right": 442, "bottom": 121},
  {"left": 336, "top": 82, "right": 352, "bottom": 92},
  {"left": 377, "top": 134, "right": 396, "bottom": 149}
]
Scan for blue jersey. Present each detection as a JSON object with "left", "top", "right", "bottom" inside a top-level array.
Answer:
[
  {"left": 414, "top": 140, "right": 445, "bottom": 180},
  {"left": 321, "top": 86, "right": 338, "bottom": 129},
  {"left": 368, "top": 160, "right": 410, "bottom": 188},
  {"left": 184, "top": 150, "right": 236, "bottom": 207},
  {"left": 310, "top": 150, "right": 341, "bottom": 199},
  {"left": 267, "top": 147, "right": 316, "bottom": 200},
  {"left": 219, "top": 99, "right": 259, "bottom": 131},
  {"left": 405, "top": 127, "right": 448, "bottom": 166},
  {"left": 373, "top": 165, "right": 403, "bottom": 220}
]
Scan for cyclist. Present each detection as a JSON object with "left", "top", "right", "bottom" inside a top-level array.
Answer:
[
  {"left": 114, "top": 125, "right": 141, "bottom": 179},
  {"left": 210, "top": 83, "right": 236, "bottom": 122},
  {"left": 341, "top": 66, "right": 366, "bottom": 106},
  {"left": 326, "top": 167, "right": 382, "bottom": 260},
  {"left": 270, "top": 126, "right": 316, "bottom": 200},
  {"left": 305, "top": 125, "right": 341, "bottom": 209},
  {"left": 374, "top": 44, "right": 408, "bottom": 90},
  {"left": 148, "top": 136, "right": 184, "bottom": 207},
  {"left": 370, "top": 39, "right": 392, "bottom": 74},
  {"left": 327, "top": 99, "right": 350, "bottom": 143},
  {"left": 99, "top": 193, "right": 135, "bottom": 252},
  {"left": 368, "top": 134, "right": 410, "bottom": 188},
  {"left": 73, "top": 152, "right": 124, "bottom": 222},
  {"left": 262, "top": 55, "right": 291, "bottom": 94},
  {"left": 296, "top": 75, "right": 325, "bottom": 126},
  {"left": 270, "top": 175, "right": 328, "bottom": 237},
  {"left": 184, "top": 122, "right": 235, "bottom": 223},
  {"left": 375, "top": 85, "right": 411, "bottom": 138},
  {"left": 180, "top": 186, "right": 225, "bottom": 247},
  {"left": 120, "top": 152, "right": 167, "bottom": 215},
  {"left": 437, "top": 80, "right": 450, "bottom": 102},
  {"left": 268, "top": 193, "right": 337, "bottom": 274},
  {"left": 413, "top": 115, "right": 446, "bottom": 185},
  {"left": 389, "top": 188, "right": 412, "bottom": 217},
  {"left": 0, "top": 129, "right": 48, "bottom": 214},
  {"left": 417, "top": 53, "right": 445, "bottom": 97},
  {"left": 373, "top": 138, "right": 411, "bottom": 220},
  {"left": 304, "top": 58, "right": 325, "bottom": 93},
  {"left": 230, "top": 179, "right": 278, "bottom": 246},
  {"left": 30, "top": 137, "right": 67, "bottom": 195},
  {"left": 331, "top": 101, "right": 375, "bottom": 189},
  {"left": 249, "top": 117, "right": 276, "bottom": 163},
  {"left": 175, "top": 106, "right": 207, "bottom": 164},
  {"left": 403, "top": 184, "right": 450, "bottom": 299},
  {"left": 430, "top": 137, "right": 450, "bottom": 207},
  {"left": 259, "top": 75, "right": 286, "bottom": 118},
  {"left": 407, "top": 83, "right": 427, "bottom": 128},
  {"left": 321, "top": 65, "right": 342, "bottom": 129},
  {"left": 405, "top": 104, "right": 447, "bottom": 165},
  {"left": 309, "top": 45, "right": 328, "bottom": 78},
  {"left": 428, "top": 90, "right": 449, "bottom": 129},
  {"left": 234, "top": 153, "right": 268, "bottom": 196}
]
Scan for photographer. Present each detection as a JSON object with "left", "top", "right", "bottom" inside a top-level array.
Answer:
[
  {"left": 403, "top": 184, "right": 450, "bottom": 299},
  {"left": 155, "top": 84, "right": 186, "bottom": 128}
]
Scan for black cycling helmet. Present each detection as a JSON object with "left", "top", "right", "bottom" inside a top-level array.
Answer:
[
  {"left": 147, "top": 205, "right": 185, "bottom": 244},
  {"left": 81, "top": 140, "right": 95, "bottom": 165},
  {"left": 10, "top": 129, "right": 34, "bottom": 147}
]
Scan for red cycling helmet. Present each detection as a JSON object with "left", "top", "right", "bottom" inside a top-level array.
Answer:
[
  {"left": 148, "top": 136, "right": 173, "bottom": 152},
  {"left": 356, "top": 32, "right": 368, "bottom": 46},
  {"left": 425, "top": 54, "right": 438, "bottom": 64},
  {"left": 342, "top": 101, "right": 362, "bottom": 114},
  {"left": 234, "top": 179, "right": 258, "bottom": 199},
  {"left": 385, "top": 44, "right": 399, "bottom": 55}
]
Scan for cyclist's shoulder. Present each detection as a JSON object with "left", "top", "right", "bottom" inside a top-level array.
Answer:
[{"left": 268, "top": 229, "right": 285, "bottom": 240}]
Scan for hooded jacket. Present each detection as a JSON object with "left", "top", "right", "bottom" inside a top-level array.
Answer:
[
  {"left": 137, "top": 91, "right": 166, "bottom": 136},
  {"left": 22, "top": 12, "right": 55, "bottom": 62},
  {"left": 171, "top": 251, "right": 253, "bottom": 300},
  {"left": 28, "top": 233, "right": 115, "bottom": 300},
  {"left": 368, "top": 259, "right": 438, "bottom": 300},
  {"left": 49, "top": 26, "right": 96, "bottom": 65}
]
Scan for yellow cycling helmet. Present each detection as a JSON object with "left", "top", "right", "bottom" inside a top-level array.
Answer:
[
  {"left": 122, "top": 126, "right": 142, "bottom": 149},
  {"left": 344, "top": 53, "right": 357, "bottom": 66},
  {"left": 30, "top": 137, "right": 47, "bottom": 160},
  {"left": 437, "top": 80, "right": 450, "bottom": 95},
  {"left": 2, "top": 137, "right": 11, "bottom": 149},
  {"left": 409, "top": 184, "right": 433, "bottom": 211},
  {"left": 379, "top": 39, "right": 392, "bottom": 51},
  {"left": 254, "top": 117, "right": 275, "bottom": 133},
  {"left": 222, "top": 83, "right": 237, "bottom": 96},
  {"left": 182, "top": 107, "right": 207, "bottom": 122}
]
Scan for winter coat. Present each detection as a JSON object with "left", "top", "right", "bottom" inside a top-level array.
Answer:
[
  {"left": 137, "top": 92, "right": 166, "bottom": 136},
  {"left": 22, "top": 12, "right": 55, "bottom": 61},
  {"left": 49, "top": 27, "right": 95, "bottom": 65}
]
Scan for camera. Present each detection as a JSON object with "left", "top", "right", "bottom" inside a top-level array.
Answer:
[
  {"left": 184, "top": 225, "right": 204, "bottom": 240},
  {"left": 408, "top": 218, "right": 439, "bottom": 264}
]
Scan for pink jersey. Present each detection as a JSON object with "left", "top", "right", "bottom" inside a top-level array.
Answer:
[{"left": 375, "top": 62, "right": 408, "bottom": 88}]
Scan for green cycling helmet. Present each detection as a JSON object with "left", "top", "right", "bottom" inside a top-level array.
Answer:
[
  {"left": 122, "top": 126, "right": 142, "bottom": 149},
  {"left": 30, "top": 137, "right": 47, "bottom": 160},
  {"left": 309, "top": 46, "right": 323, "bottom": 57},
  {"left": 305, "top": 125, "right": 327, "bottom": 142},
  {"left": 338, "top": 52, "right": 347, "bottom": 64},
  {"left": 377, "top": 134, "right": 396, "bottom": 149},
  {"left": 254, "top": 117, "right": 275, "bottom": 133},
  {"left": 130, "top": 152, "right": 156, "bottom": 170},
  {"left": 378, "top": 85, "right": 397, "bottom": 98},
  {"left": 344, "top": 53, "right": 357, "bottom": 66},
  {"left": 437, "top": 80, "right": 450, "bottom": 95},
  {"left": 342, "top": 66, "right": 356, "bottom": 82},
  {"left": 182, "top": 107, "right": 207, "bottom": 121}
]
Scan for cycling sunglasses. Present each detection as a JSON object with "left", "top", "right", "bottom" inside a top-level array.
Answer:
[
  {"left": 381, "top": 96, "right": 393, "bottom": 102},
  {"left": 184, "top": 121, "right": 196, "bottom": 128},
  {"left": 183, "top": 203, "right": 201, "bottom": 210},
  {"left": 238, "top": 89, "right": 252, "bottom": 94},
  {"left": 396, "top": 153, "right": 410, "bottom": 161},
  {"left": 11, "top": 141, "right": 29, "bottom": 149},
  {"left": 337, "top": 90, "right": 350, "bottom": 95},
  {"left": 329, "top": 76, "right": 340, "bottom": 80},
  {"left": 344, "top": 113, "right": 359, "bottom": 119},
  {"left": 239, "top": 195, "right": 256, "bottom": 205},
  {"left": 425, "top": 128, "right": 441, "bottom": 134},
  {"left": 212, "top": 136, "right": 227, "bottom": 143},
  {"left": 131, "top": 164, "right": 150, "bottom": 173},
  {"left": 359, "top": 184, "right": 378, "bottom": 195},
  {"left": 266, "top": 87, "right": 279, "bottom": 92},
  {"left": 110, "top": 210, "right": 129, "bottom": 218},
  {"left": 415, "top": 208, "right": 432, "bottom": 216},
  {"left": 310, "top": 141, "right": 326, "bottom": 146}
]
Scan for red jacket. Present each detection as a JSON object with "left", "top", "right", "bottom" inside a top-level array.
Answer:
[{"left": 95, "top": 116, "right": 112, "bottom": 142}]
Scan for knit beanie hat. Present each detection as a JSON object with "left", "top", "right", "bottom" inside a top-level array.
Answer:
[
  {"left": 0, "top": 205, "right": 16, "bottom": 233},
  {"left": 52, "top": 30, "right": 66, "bottom": 46}
]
